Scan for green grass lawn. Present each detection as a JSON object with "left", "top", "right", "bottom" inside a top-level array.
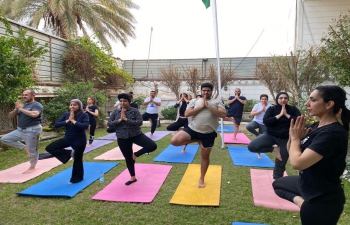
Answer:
[{"left": 0, "top": 126, "right": 349, "bottom": 225}]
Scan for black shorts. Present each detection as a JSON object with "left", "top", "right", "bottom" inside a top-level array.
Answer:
[
  {"left": 233, "top": 117, "right": 242, "bottom": 125},
  {"left": 183, "top": 127, "right": 217, "bottom": 148}
]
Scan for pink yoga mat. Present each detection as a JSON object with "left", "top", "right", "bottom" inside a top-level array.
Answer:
[
  {"left": 92, "top": 163, "right": 172, "bottom": 203},
  {"left": 250, "top": 169, "right": 300, "bottom": 212},
  {"left": 0, "top": 158, "right": 63, "bottom": 183},
  {"left": 93, "top": 144, "right": 142, "bottom": 160},
  {"left": 221, "top": 133, "right": 251, "bottom": 144}
]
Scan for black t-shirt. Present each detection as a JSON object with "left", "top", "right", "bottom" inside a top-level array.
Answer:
[
  {"left": 83, "top": 105, "right": 98, "bottom": 123},
  {"left": 298, "top": 122, "right": 348, "bottom": 203},
  {"left": 227, "top": 96, "right": 246, "bottom": 117}
]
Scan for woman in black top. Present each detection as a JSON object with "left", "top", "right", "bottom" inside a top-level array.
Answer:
[
  {"left": 166, "top": 93, "right": 190, "bottom": 153},
  {"left": 248, "top": 92, "right": 301, "bottom": 179},
  {"left": 84, "top": 97, "right": 99, "bottom": 147},
  {"left": 45, "top": 99, "right": 89, "bottom": 183},
  {"left": 107, "top": 93, "right": 157, "bottom": 185},
  {"left": 273, "top": 85, "right": 349, "bottom": 225}
]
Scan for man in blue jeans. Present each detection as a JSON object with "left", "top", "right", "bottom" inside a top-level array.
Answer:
[
  {"left": 0, "top": 89, "right": 43, "bottom": 174},
  {"left": 142, "top": 90, "right": 161, "bottom": 138}
]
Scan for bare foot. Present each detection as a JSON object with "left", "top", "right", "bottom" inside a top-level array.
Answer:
[
  {"left": 198, "top": 178, "right": 206, "bottom": 188},
  {"left": 150, "top": 133, "right": 154, "bottom": 138},
  {"left": 23, "top": 146, "right": 30, "bottom": 158},
  {"left": 273, "top": 146, "right": 282, "bottom": 161},
  {"left": 87, "top": 143, "right": 92, "bottom": 148},
  {"left": 233, "top": 136, "right": 237, "bottom": 140},
  {"left": 132, "top": 153, "right": 136, "bottom": 161},
  {"left": 293, "top": 196, "right": 304, "bottom": 208},
  {"left": 180, "top": 145, "right": 186, "bottom": 154},
  {"left": 22, "top": 167, "right": 35, "bottom": 174},
  {"left": 257, "top": 153, "right": 262, "bottom": 159}
]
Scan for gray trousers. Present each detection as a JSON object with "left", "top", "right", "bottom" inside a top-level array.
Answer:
[
  {"left": 247, "top": 133, "right": 289, "bottom": 179},
  {"left": 246, "top": 120, "right": 267, "bottom": 137},
  {"left": 0, "top": 125, "right": 42, "bottom": 167}
]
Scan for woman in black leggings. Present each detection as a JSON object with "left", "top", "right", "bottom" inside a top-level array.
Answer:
[
  {"left": 166, "top": 93, "right": 189, "bottom": 153},
  {"left": 273, "top": 85, "right": 349, "bottom": 225},
  {"left": 107, "top": 93, "right": 157, "bottom": 185},
  {"left": 84, "top": 97, "right": 99, "bottom": 147}
]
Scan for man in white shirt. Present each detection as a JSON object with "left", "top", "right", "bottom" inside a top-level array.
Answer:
[
  {"left": 170, "top": 83, "right": 226, "bottom": 188},
  {"left": 142, "top": 90, "right": 161, "bottom": 138}
]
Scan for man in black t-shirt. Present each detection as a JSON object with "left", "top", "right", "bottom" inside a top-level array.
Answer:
[
  {"left": 226, "top": 88, "right": 247, "bottom": 139},
  {"left": 0, "top": 89, "right": 43, "bottom": 174}
]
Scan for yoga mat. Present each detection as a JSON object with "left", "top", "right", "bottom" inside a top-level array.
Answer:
[
  {"left": 65, "top": 140, "right": 113, "bottom": 153},
  {"left": 145, "top": 131, "right": 171, "bottom": 141},
  {"left": 97, "top": 133, "right": 118, "bottom": 140},
  {"left": 217, "top": 126, "right": 235, "bottom": 132},
  {"left": 18, "top": 162, "right": 118, "bottom": 198},
  {"left": 92, "top": 163, "right": 172, "bottom": 203},
  {"left": 233, "top": 222, "right": 269, "bottom": 225},
  {"left": 0, "top": 158, "right": 63, "bottom": 183},
  {"left": 221, "top": 133, "right": 251, "bottom": 144},
  {"left": 153, "top": 144, "right": 199, "bottom": 163},
  {"left": 93, "top": 144, "right": 142, "bottom": 161},
  {"left": 170, "top": 164, "right": 221, "bottom": 206},
  {"left": 250, "top": 169, "right": 300, "bottom": 212},
  {"left": 227, "top": 146, "right": 274, "bottom": 168}
]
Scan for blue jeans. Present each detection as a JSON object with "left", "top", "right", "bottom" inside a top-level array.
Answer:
[
  {"left": 0, "top": 125, "right": 42, "bottom": 167},
  {"left": 246, "top": 120, "right": 266, "bottom": 137}
]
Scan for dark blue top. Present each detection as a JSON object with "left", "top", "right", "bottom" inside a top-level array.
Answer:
[
  {"left": 83, "top": 105, "right": 98, "bottom": 123},
  {"left": 54, "top": 112, "right": 89, "bottom": 146},
  {"left": 227, "top": 96, "right": 246, "bottom": 117}
]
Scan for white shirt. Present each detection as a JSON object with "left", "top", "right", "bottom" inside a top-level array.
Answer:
[
  {"left": 188, "top": 98, "right": 225, "bottom": 133},
  {"left": 252, "top": 103, "right": 271, "bottom": 125},
  {"left": 144, "top": 97, "right": 161, "bottom": 114}
]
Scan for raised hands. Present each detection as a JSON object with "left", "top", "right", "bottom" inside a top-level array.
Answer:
[
  {"left": 118, "top": 109, "right": 127, "bottom": 122},
  {"left": 15, "top": 100, "right": 23, "bottom": 110},
  {"left": 289, "top": 116, "right": 312, "bottom": 140}
]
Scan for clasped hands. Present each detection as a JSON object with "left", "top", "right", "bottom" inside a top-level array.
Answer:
[
  {"left": 66, "top": 111, "right": 76, "bottom": 124},
  {"left": 118, "top": 109, "right": 127, "bottom": 123},
  {"left": 289, "top": 116, "right": 312, "bottom": 141}
]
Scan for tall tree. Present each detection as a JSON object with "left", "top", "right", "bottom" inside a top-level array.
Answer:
[
  {"left": 159, "top": 65, "right": 182, "bottom": 100},
  {"left": 207, "top": 64, "right": 235, "bottom": 98},
  {"left": 182, "top": 66, "right": 203, "bottom": 96},
  {"left": 0, "top": 0, "right": 139, "bottom": 47},
  {"left": 320, "top": 11, "right": 350, "bottom": 86}
]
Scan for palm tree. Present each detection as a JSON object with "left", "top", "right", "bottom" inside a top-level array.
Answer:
[{"left": 0, "top": 0, "right": 139, "bottom": 46}]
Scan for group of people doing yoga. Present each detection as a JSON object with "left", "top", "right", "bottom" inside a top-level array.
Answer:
[{"left": 1, "top": 84, "right": 348, "bottom": 225}]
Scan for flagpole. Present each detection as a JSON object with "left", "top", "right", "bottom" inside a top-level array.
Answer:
[{"left": 211, "top": 0, "right": 225, "bottom": 148}]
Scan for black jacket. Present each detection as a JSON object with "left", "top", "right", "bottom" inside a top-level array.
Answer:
[{"left": 263, "top": 104, "right": 301, "bottom": 139}]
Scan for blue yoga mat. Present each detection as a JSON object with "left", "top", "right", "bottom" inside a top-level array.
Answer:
[
  {"left": 233, "top": 222, "right": 270, "bottom": 225},
  {"left": 227, "top": 146, "right": 274, "bottom": 168},
  {"left": 217, "top": 126, "right": 235, "bottom": 132},
  {"left": 17, "top": 162, "right": 118, "bottom": 198},
  {"left": 153, "top": 144, "right": 199, "bottom": 163}
]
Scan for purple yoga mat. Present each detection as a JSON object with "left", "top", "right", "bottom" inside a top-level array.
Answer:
[
  {"left": 92, "top": 163, "right": 172, "bottom": 203},
  {"left": 97, "top": 133, "right": 118, "bottom": 140},
  {"left": 65, "top": 140, "right": 113, "bottom": 153},
  {"left": 144, "top": 131, "right": 171, "bottom": 141}
]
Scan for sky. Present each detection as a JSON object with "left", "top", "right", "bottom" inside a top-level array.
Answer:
[{"left": 111, "top": 0, "right": 296, "bottom": 60}]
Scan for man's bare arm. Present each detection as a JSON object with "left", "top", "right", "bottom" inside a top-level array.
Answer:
[
  {"left": 185, "top": 106, "right": 204, "bottom": 117},
  {"left": 8, "top": 109, "right": 18, "bottom": 119},
  {"left": 18, "top": 108, "right": 40, "bottom": 118},
  {"left": 207, "top": 107, "right": 227, "bottom": 118}
]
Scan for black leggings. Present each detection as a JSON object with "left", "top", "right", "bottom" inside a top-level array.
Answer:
[
  {"left": 45, "top": 138, "right": 85, "bottom": 183},
  {"left": 273, "top": 176, "right": 345, "bottom": 225},
  {"left": 142, "top": 113, "right": 158, "bottom": 134},
  {"left": 247, "top": 133, "right": 288, "bottom": 179},
  {"left": 117, "top": 134, "right": 157, "bottom": 177},
  {"left": 89, "top": 120, "right": 97, "bottom": 144},
  {"left": 166, "top": 117, "right": 188, "bottom": 131}
]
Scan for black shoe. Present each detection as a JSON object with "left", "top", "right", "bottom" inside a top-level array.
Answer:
[{"left": 125, "top": 179, "right": 137, "bottom": 186}]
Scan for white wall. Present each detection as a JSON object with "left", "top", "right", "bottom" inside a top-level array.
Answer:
[{"left": 296, "top": 0, "right": 350, "bottom": 49}]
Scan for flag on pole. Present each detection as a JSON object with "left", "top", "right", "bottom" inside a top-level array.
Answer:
[{"left": 202, "top": 0, "right": 210, "bottom": 9}]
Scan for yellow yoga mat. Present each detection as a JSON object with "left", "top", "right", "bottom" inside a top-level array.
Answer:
[{"left": 170, "top": 164, "right": 221, "bottom": 206}]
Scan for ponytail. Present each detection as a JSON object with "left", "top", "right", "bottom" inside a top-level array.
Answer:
[{"left": 340, "top": 106, "right": 350, "bottom": 132}]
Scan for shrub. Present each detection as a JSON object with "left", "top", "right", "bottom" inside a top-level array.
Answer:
[
  {"left": 243, "top": 99, "right": 257, "bottom": 112},
  {"left": 42, "top": 82, "right": 107, "bottom": 128},
  {"left": 161, "top": 106, "right": 177, "bottom": 120}
]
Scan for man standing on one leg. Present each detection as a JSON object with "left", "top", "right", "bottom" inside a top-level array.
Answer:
[
  {"left": 227, "top": 88, "right": 247, "bottom": 140},
  {"left": 0, "top": 89, "right": 43, "bottom": 174},
  {"left": 142, "top": 90, "right": 161, "bottom": 138},
  {"left": 170, "top": 83, "right": 226, "bottom": 188}
]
